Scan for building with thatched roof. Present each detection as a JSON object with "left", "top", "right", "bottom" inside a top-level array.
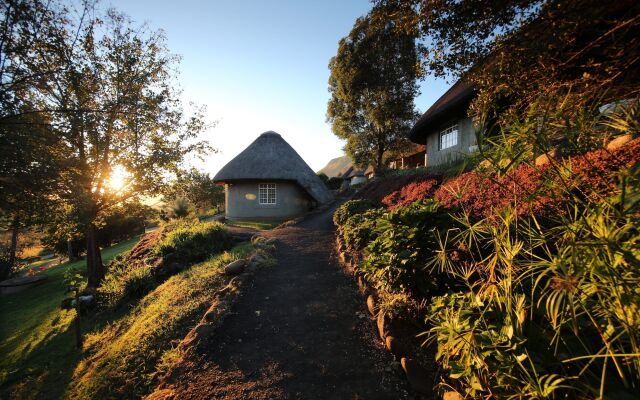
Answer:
[
  {"left": 409, "top": 80, "right": 478, "bottom": 167},
  {"left": 213, "top": 131, "right": 333, "bottom": 220}
]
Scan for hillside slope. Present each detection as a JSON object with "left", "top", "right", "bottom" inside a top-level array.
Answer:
[{"left": 317, "top": 155, "right": 352, "bottom": 178}]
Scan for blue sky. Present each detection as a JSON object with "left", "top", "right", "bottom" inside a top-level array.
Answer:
[{"left": 108, "top": 0, "right": 451, "bottom": 172}]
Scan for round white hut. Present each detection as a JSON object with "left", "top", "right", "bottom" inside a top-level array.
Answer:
[{"left": 213, "top": 131, "right": 333, "bottom": 221}]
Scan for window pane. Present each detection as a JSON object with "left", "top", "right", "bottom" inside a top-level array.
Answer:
[
  {"left": 439, "top": 125, "right": 458, "bottom": 150},
  {"left": 259, "top": 183, "right": 276, "bottom": 204}
]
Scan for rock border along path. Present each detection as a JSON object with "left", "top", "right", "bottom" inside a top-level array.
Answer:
[{"left": 158, "top": 201, "right": 411, "bottom": 399}]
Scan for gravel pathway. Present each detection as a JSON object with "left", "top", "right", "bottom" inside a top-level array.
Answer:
[{"left": 163, "top": 201, "right": 410, "bottom": 399}]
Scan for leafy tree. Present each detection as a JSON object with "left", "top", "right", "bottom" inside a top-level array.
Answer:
[
  {"left": 396, "top": 0, "right": 640, "bottom": 122},
  {"left": 0, "top": 1, "right": 71, "bottom": 277},
  {"left": 327, "top": 0, "right": 420, "bottom": 170},
  {"left": 162, "top": 168, "right": 223, "bottom": 213},
  {"left": 2, "top": 3, "right": 211, "bottom": 287}
]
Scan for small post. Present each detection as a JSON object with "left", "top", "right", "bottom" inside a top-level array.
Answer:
[
  {"left": 64, "top": 267, "right": 84, "bottom": 350},
  {"left": 74, "top": 288, "right": 83, "bottom": 349}
]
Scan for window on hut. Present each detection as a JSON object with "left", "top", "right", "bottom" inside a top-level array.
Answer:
[
  {"left": 439, "top": 124, "right": 458, "bottom": 150},
  {"left": 259, "top": 183, "right": 276, "bottom": 205}
]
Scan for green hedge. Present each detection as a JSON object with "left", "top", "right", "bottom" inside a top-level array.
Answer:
[
  {"left": 362, "top": 199, "right": 459, "bottom": 298},
  {"left": 333, "top": 199, "right": 374, "bottom": 227},
  {"left": 156, "top": 220, "right": 233, "bottom": 264},
  {"left": 99, "top": 220, "right": 233, "bottom": 309},
  {"left": 342, "top": 208, "right": 385, "bottom": 252}
]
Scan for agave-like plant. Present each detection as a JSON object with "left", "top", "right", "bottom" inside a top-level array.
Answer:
[{"left": 423, "top": 100, "right": 640, "bottom": 399}]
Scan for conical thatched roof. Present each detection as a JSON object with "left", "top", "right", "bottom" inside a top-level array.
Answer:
[{"left": 214, "top": 131, "right": 333, "bottom": 204}]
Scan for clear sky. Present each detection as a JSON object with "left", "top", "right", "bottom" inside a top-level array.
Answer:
[{"left": 107, "top": 0, "right": 451, "bottom": 173}]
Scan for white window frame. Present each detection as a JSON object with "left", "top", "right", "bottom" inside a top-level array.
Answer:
[
  {"left": 439, "top": 124, "right": 458, "bottom": 150},
  {"left": 258, "top": 183, "right": 276, "bottom": 205}
]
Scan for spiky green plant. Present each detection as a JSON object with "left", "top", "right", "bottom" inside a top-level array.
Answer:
[{"left": 424, "top": 99, "right": 640, "bottom": 399}]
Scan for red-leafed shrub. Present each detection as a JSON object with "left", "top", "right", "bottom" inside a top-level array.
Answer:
[
  {"left": 434, "top": 163, "right": 555, "bottom": 220},
  {"left": 355, "top": 173, "right": 440, "bottom": 205},
  {"left": 569, "top": 137, "right": 640, "bottom": 199},
  {"left": 382, "top": 178, "right": 440, "bottom": 210},
  {"left": 433, "top": 138, "right": 640, "bottom": 220}
]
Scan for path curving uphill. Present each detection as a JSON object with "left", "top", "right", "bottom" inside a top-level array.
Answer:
[{"left": 159, "top": 202, "right": 410, "bottom": 399}]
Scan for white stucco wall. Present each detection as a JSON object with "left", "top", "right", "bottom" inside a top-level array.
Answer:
[{"left": 225, "top": 181, "right": 312, "bottom": 220}]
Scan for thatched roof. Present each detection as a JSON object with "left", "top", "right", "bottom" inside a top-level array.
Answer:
[
  {"left": 214, "top": 131, "right": 333, "bottom": 204},
  {"left": 409, "top": 80, "right": 476, "bottom": 144}
]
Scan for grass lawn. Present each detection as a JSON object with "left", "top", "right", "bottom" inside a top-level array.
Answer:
[
  {"left": 0, "top": 235, "right": 141, "bottom": 400},
  {"left": 226, "top": 219, "right": 285, "bottom": 231}
]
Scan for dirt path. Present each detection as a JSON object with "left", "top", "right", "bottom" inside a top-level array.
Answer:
[{"left": 164, "top": 202, "right": 410, "bottom": 399}]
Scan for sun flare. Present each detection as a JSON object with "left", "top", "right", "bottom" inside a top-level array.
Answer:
[{"left": 107, "top": 165, "right": 129, "bottom": 192}]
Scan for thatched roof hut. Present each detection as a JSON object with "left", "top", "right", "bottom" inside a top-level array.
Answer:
[{"left": 214, "top": 131, "right": 333, "bottom": 220}]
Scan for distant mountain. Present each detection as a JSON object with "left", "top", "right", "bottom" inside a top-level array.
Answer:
[{"left": 317, "top": 155, "right": 353, "bottom": 178}]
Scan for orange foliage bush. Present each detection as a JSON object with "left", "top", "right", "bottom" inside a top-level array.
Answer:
[
  {"left": 382, "top": 178, "right": 440, "bottom": 210},
  {"left": 355, "top": 173, "right": 440, "bottom": 205},
  {"left": 433, "top": 138, "right": 640, "bottom": 219}
]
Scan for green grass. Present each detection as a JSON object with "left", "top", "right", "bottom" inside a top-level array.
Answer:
[
  {"left": 227, "top": 219, "right": 285, "bottom": 231},
  {"left": 16, "top": 257, "right": 53, "bottom": 273},
  {"left": 0, "top": 235, "right": 141, "bottom": 400},
  {"left": 66, "top": 244, "right": 252, "bottom": 399}
]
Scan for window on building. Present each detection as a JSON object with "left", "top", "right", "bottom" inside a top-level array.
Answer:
[
  {"left": 439, "top": 124, "right": 458, "bottom": 150},
  {"left": 259, "top": 183, "right": 276, "bottom": 205}
]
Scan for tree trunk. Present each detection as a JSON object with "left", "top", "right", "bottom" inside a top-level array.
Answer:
[
  {"left": 67, "top": 239, "right": 75, "bottom": 261},
  {"left": 8, "top": 214, "right": 19, "bottom": 271},
  {"left": 375, "top": 145, "right": 385, "bottom": 171},
  {"left": 86, "top": 223, "right": 104, "bottom": 288}
]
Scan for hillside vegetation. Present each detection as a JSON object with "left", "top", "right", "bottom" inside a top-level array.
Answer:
[
  {"left": 67, "top": 246, "right": 251, "bottom": 399},
  {"left": 334, "top": 105, "right": 640, "bottom": 399},
  {"left": 1, "top": 220, "right": 241, "bottom": 399}
]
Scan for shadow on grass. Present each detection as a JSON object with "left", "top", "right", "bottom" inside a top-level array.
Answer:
[{"left": 0, "top": 235, "right": 141, "bottom": 399}]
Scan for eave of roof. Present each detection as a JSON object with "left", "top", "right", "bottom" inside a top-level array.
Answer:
[{"left": 409, "top": 80, "right": 476, "bottom": 144}]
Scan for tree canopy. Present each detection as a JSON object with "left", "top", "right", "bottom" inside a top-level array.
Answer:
[
  {"left": 388, "top": 0, "right": 640, "bottom": 118},
  {"left": 0, "top": 1, "right": 211, "bottom": 287},
  {"left": 162, "top": 168, "right": 224, "bottom": 213},
  {"left": 327, "top": 0, "right": 420, "bottom": 170}
]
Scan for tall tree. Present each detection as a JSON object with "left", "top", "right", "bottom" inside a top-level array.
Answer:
[
  {"left": 0, "top": 0, "right": 69, "bottom": 278},
  {"left": 402, "top": 0, "right": 640, "bottom": 119},
  {"left": 327, "top": 0, "right": 420, "bottom": 170},
  {"left": 53, "top": 11, "right": 209, "bottom": 287},
  {"left": 2, "top": 2, "right": 211, "bottom": 287}
]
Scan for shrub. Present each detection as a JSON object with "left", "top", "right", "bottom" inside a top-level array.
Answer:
[
  {"left": 342, "top": 208, "right": 385, "bottom": 252},
  {"left": 382, "top": 177, "right": 440, "bottom": 211},
  {"left": 42, "top": 202, "right": 153, "bottom": 257},
  {"left": 432, "top": 138, "right": 640, "bottom": 223},
  {"left": 332, "top": 199, "right": 374, "bottom": 227},
  {"left": 122, "top": 265, "right": 154, "bottom": 300},
  {"left": 355, "top": 172, "right": 437, "bottom": 205},
  {"left": 155, "top": 220, "right": 233, "bottom": 263},
  {"left": 433, "top": 164, "right": 558, "bottom": 221},
  {"left": 567, "top": 137, "right": 640, "bottom": 200},
  {"left": 362, "top": 199, "right": 459, "bottom": 299},
  {"left": 98, "top": 221, "right": 232, "bottom": 309},
  {"left": 427, "top": 185, "right": 640, "bottom": 398}
]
